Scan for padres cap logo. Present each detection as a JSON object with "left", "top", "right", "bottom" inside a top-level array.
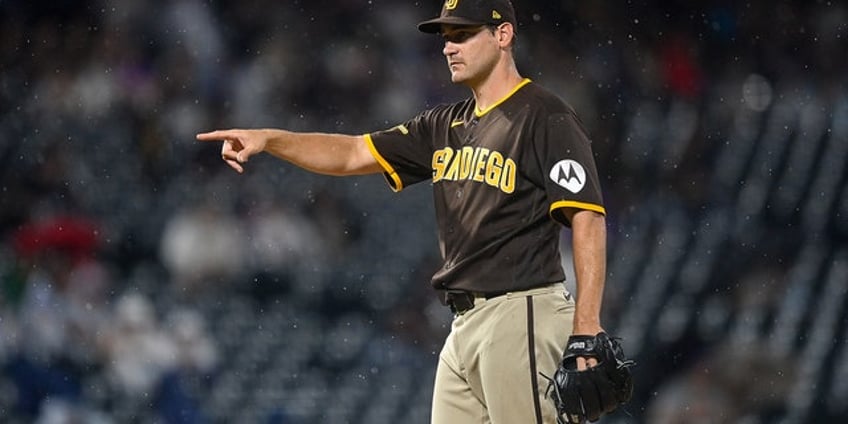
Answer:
[{"left": 444, "top": 0, "right": 459, "bottom": 10}]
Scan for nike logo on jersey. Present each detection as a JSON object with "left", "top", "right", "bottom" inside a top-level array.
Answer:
[
  {"left": 550, "top": 159, "right": 586, "bottom": 193},
  {"left": 432, "top": 146, "right": 517, "bottom": 194}
]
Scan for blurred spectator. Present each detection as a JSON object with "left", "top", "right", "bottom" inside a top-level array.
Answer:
[
  {"left": 160, "top": 201, "right": 246, "bottom": 294},
  {"left": 157, "top": 307, "right": 218, "bottom": 424},
  {"left": 99, "top": 293, "right": 177, "bottom": 396},
  {"left": 98, "top": 294, "right": 216, "bottom": 423},
  {"left": 1, "top": 215, "right": 106, "bottom": 416},
  {"left": 165, "top": 308, "right": 218, "bottom": 374},
  {"left": 660, "top": 33, "right": 705, "bottom": 100},
  {"left": 244, "top": 198, "right": 326, "bottom": 273}
]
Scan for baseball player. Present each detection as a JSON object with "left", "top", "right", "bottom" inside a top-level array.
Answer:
[{"left": 197, "top": 1, "right": 612, "bottom": 423}]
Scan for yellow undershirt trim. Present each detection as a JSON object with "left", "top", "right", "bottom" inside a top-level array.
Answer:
[
  {"left": 363, "top": 133, "right": 404, "bottom": 192},
  {"left": 475, "top": 78, "right": 532, "bottom": 117}
]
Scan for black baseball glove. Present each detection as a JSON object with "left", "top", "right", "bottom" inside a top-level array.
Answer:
[{"left": 542, "top": 332, "right": 634, "bottom": 424}]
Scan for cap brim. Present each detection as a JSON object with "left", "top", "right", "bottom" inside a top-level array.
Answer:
[{"left": 417, "top": 16, "right": 487, "bottom": 33}]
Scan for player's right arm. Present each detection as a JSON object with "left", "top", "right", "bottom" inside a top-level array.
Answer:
[{"left": 196, "top": 128, "right": 383, "bottom": 176}]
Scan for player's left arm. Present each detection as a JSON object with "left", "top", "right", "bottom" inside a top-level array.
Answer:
[{"left": 562, "top": 207, "right": 607, "bottom": 368}]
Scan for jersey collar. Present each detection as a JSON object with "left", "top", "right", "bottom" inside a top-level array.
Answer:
[{"left": 474, "top": 78, "right": 532, "bottom": 117}]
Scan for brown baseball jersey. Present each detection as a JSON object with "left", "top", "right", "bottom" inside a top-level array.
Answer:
[{"left": 364, "top": 79, "right": 605, "bottom": 293}]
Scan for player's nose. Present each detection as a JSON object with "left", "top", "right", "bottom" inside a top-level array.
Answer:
[{"left": 443, "top": 41, "right": 458, "bottom": 57}]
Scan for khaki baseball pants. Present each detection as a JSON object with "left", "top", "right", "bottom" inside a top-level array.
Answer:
[{"left": 431, "top": 283, "right": 575, "bottom": 424}]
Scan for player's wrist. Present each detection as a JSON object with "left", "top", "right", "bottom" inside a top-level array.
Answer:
[{"left": 572, "top": 321, "right": 603, "bottom": 336}]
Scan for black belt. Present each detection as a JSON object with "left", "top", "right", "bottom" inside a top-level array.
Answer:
[{"left": 444, "top": 289, "right": 509, "bottom": 315}]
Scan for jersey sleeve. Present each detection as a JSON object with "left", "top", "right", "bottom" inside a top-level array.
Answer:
[
  {"left": 535, "top": 111, "right": 605, "bottom": 226},
  {"left": 364, "top": 109, "right": 441, "bottom": 192}
]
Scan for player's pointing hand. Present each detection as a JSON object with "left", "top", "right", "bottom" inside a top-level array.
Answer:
[{"left": 196, "top": 129, "right": 268, "bottom": 173}]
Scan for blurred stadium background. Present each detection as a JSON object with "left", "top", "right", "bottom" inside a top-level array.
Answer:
[{"left": 1, "top": 0, "right": 846, "bottom": 423}]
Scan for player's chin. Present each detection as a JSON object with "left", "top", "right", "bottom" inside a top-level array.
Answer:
[{"left": 449, "top": 71, "right": 469, "bottom": 84}]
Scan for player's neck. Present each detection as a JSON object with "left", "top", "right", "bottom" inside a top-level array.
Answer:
[{"left": 469, "top": 60, "right": 524, "bottom": 112}]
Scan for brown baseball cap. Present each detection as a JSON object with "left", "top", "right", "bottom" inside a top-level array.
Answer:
[{"left": 418, "top": 0, "right": 517, "bottom": 34}]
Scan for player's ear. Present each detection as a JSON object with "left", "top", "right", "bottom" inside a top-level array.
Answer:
[{"left": 495, "top": 23, "right": 515, "bottom": 47}]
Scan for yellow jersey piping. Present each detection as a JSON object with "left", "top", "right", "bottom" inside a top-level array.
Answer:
[
  {"left": 363, "top": 133, "right": 404, "bottom": 192},
  {"left": 549, "top": 200, "right": 606, "bottom": 216},
  {"left": 475, "top": 78, "right": 532, "bottom": 117}
]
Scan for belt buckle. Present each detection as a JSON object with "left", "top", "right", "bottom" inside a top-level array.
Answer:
[{"left": 445, "top": 290, "right": 475, "bottom": 315}]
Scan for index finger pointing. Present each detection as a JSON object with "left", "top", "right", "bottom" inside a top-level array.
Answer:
[{"left": 196, "top": 130, "right": 236, "bottom": 141}]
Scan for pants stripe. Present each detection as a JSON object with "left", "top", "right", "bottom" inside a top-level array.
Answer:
[{"left": 526, "top": 295, "right": 544, "bottom": 424}]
